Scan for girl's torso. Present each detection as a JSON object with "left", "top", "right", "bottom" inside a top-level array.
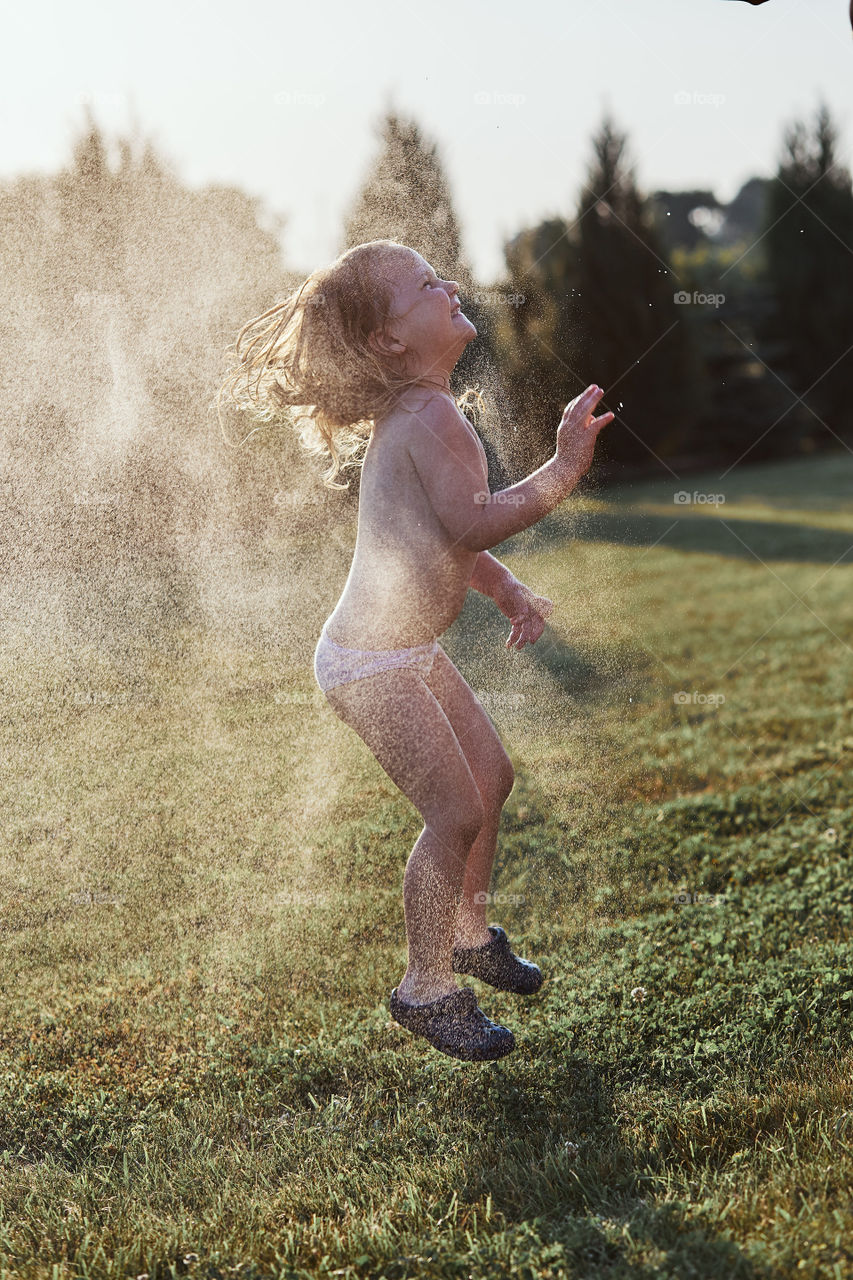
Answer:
[{"left": 324, "top": 389, "right": 489, "bottom": 650}]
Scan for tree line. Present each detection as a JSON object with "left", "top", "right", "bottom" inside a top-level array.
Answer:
[
  {"left": 1, "top": 98, "right": 851, "bottom": 609},
  {"left": 344, "top": 104, "right": 853, "bottom": 491}
]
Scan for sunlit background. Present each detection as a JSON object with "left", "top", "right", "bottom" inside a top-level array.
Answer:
[{"left": 3, "top": 0, "right": 850, "bottom": 280}]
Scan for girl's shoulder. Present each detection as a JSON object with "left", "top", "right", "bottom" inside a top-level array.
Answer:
[
  {"left": 373, "top": 387, "right": 454, "bottom": 440},
  {"left": 400, "top": 388, "right": 486, "bottom": 456}
]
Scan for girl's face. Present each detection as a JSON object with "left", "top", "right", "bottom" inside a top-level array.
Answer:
[{"left": 371, "top": 249, "right": 477, "bottom": 377}]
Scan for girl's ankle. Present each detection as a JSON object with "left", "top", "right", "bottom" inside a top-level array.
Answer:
[
  {"left": 453, "top": 924, "right": 493, "bottom": 951},
  {"left": 396, "top": 974, "right": 460, "bottom": 1006}
]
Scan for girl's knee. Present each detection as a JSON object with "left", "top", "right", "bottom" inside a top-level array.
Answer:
[
  {"left": 431, "top": 795, "right": 486, "bottom": 850},
  {"left": 497, "top": 757, "right": 515, "bottom": 802},
  {"left": 481, "top": 756, "right": 515, "bottom": 811}
]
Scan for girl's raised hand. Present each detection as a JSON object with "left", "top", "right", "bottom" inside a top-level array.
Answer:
[{"left": 554, "top": 384, "right": 614, "bottom": 478}]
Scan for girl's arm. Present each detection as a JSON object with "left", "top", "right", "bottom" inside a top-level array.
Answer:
[
  {"left": 406, "top": 388, "right": 609, "bottom": 553},
  {"left": 469, "top": 551, "right": 555, "bottom": 651},
  {"left": 469, "top": 551, "right": 519, "bottom": 613}
]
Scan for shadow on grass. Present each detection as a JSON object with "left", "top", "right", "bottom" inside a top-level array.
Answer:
[
  {"left": 535, "top": 507, "right": 853, "bottom": 566},
  {"left": 441, "top": 590, "right": 653, "bottom": 712},
  {"left": 425, "top": 1055, "right": 772, "bottom": 1280}
]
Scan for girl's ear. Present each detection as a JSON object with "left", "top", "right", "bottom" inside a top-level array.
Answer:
[{"left": 368, "top": 327, "right": 406, "bottom": 358}]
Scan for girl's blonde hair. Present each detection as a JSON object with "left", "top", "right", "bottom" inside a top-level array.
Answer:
[{"left": 216, "top": 239, "right": 489, "bottom": 489}]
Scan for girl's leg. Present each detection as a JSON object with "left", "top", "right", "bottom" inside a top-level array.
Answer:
[
  {"left": 423, "top": 649, "right": 516, "bottom": 949},
  {"left": 455, "top": 809, "right": 511, "bottom": 948},
  {"left": 324, "top": 667, "right": 486, "bottom": 1004}
]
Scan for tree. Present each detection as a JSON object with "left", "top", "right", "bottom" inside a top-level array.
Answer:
[
  {"left": 341, "top": 108, "right": 468, "bottom": 284},
  {"left": 647, "top": 189, "right": 724, "bottom": 254},
  {"left": 340, "top": 107, "right": 500, "bottom": 396},
  {"left": 54, "top": 109, "right": 127, "bottom": 297},
  {"left": 759, "top": 100, "right": 853, "bottom": 449},
  {"left": 573, "top": 113, "right": 702, "bottom": 475},
  {"left": 340, "top": 108, "right": 511, "bottom": 489},
  {"left": 668, "top": 237, "right": 806, "bottom": 467},
  {"left": 650, "top": 178, "right": 807, "bottom": 468},
  {"left": 492, "top": 217, "right": 587, "bottom": 477}
]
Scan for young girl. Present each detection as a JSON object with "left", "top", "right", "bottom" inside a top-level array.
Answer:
[{"left": 218, "top": 239, "right": 613, "bottom": 1062}]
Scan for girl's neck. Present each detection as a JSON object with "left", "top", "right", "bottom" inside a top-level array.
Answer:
[
  {"left": 414, "top": 378, "right": 455, "bottom": 402},
  {"left": 373, "top": 380, "right": 457, "bottom": 432}
]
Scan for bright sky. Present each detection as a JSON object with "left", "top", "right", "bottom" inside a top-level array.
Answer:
[{"left": 3, "top": 0, "right": 851, "bottom": 282}]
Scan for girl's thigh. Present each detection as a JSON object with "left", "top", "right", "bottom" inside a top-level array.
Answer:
[
  {"left": 323, "top": 668, "right": 485, "bottom": 835},
  {"left": 424, "top": 648, "right": 514, "bottom": 798}
]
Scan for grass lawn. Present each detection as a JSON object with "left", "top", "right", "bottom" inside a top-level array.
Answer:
[{"left": 1, "top": 449, "right": 852, "bottom": 1279}]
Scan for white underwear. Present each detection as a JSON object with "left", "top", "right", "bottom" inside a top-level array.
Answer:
[{"left": 313, "top": 620, "right": 440, "bottom": 693}]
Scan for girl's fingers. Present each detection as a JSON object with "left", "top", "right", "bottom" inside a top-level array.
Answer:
[
  {"left": 507, "top": 621, "right": 525, "bottom": 648},
  {"left": 563, "top": 386, "right": 604, "bottom": 421},
  {"left": 507, "top": 600, "right": 552, "bottom": 649}
]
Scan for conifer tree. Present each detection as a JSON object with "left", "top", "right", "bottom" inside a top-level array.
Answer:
[
  {"left": 341, "top": 109, "right": 510, "bottom": 486},
  {"left": 492, "top": 218, "right": 586, "bottom": 476},
  {"left": 574, "top": 113, "right": 701, "bottom": 473},
  {"left": 760, "top": 100, "right": 853, "bottom": 447},
  {"left": 341, "top": 109, "right": 468, "bottom": 285}
]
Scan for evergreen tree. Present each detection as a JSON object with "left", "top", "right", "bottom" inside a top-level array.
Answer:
[
  {"left": 492, "top": 218, "right": 587, "bottom": 477},
  {"left": 653, "top": 178, "right": 806, "bottom": 469},
  {"left": 574, "top": 113, "right": 701, "bottom": 474},
  {"left": 759, "top": 100, "right": 853, "bottom": 448},
  {"left": 340, "top": 108, "right": 510, "bottom": 489},
  {"left": 341, "top": 108, "right": 468, "bottom": 284},
  {"left": 54, "top": 108, "right": 127, "bottom": 298},
  {"left": 647, "top": 189, "right": 723, "bottom": 254}
]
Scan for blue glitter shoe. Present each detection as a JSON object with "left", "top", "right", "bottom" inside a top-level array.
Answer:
[
  {"left": 389, "top": 985, "right": 515, "bottom": 1061},
  {"left": 452, "top": 925, "right": 543, "bottom": 994}
]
